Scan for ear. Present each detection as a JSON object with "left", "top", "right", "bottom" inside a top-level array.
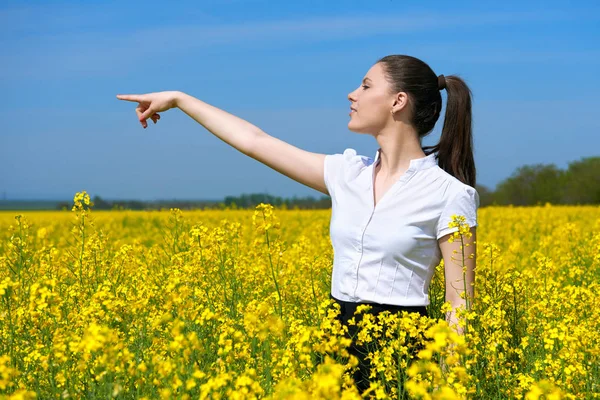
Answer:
[{"left": 391, "top": 91, "right": 410, "bottom": 113}]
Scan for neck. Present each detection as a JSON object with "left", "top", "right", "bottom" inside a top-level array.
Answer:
[{"left": 375, "top": 127, "right": 426, "bottom": 178}]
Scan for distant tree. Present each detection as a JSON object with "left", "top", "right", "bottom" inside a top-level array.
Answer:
[
  {"left": 475, "top": 184, "right": 494, "bottom": 207},
  {"left": 494, "top": 164, "right": 565, "bottom": 206},
  {"left": 562, "top": 156, "right": 600, "bottom": 204},
  {"left": 92, "top": 195, "right": 111, "bottom": 210}
]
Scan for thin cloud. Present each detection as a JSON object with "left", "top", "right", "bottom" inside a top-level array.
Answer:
[
  {"left": 1, "top": 9, "right": 596, "bottom": 78},
  {"left": 460, "top": 49, "right": 600, "bottom": 64}
]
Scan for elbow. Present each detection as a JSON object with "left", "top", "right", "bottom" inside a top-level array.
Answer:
[{"left": 245, "top": 129, "right": 266, "bottom": 158}]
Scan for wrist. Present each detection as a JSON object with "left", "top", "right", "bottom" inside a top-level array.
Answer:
[{"left": 173, "top": 91, "right": 186, "bottom": 109}]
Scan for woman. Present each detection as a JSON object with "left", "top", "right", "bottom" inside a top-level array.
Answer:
[{"left": 117, "top": 54, "right": 478, "bottom": 395}]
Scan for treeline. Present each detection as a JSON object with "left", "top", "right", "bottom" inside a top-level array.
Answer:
[
  {"left": 54, "top": 197, "right": 225, "bottom": 211},
  {"left": 223, "top": 193, "right": 331, "bottom": 209},
  {"left": 1, "top": 155, "right": 596, "bottom": 211},
  {"left": 480, "top": 156, "right": 600, "bottom": 206},
  {"left": 51, "top": 194, "right": 333, "bottom": 211}
]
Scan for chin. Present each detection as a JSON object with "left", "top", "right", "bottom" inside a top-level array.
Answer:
[
  {"left": 348, "top": 123, "right": 370, "bottom": 134},
  {"left": 348, "top": 121, "right": 359, "bottom": 132}
]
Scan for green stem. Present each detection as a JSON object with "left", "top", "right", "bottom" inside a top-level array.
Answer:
[
  {"left": 309, "top": 256, "right": 320, "bottom": 325},
  {"left": 263, "top": 212, "right": 282, "bottom": 317},
  {"left": 79, "top": 213, "right": 86, "bottom": 288},
  {"left": 460, "top": 232, "right": 469, "bottom": 336}
]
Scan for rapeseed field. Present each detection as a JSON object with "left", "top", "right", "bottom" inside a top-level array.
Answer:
[{"left": 1, "top": 191, "right": 599, "bottom": 399}]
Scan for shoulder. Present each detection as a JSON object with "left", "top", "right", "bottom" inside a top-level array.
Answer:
[
  {"left": 337, "top": 147, "right": 370, "bottom": 163},
  {"left": 434, "top": 168, "right": 480, "bottom": 239},
  {"left": 326, "top": 147, "right": 372, "bottom": 173},
  {"left": 324, "top": 147, "right": 372, "bottom": 196},
  {"left": 343, "top": 147, "right": 372, "bottom": 168},
  {"left": 431, "top": 167, "right": 480, "bottom": 208}
]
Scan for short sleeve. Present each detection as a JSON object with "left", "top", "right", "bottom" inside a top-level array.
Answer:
[
  {"left": 436, "top": 185, "right": 480, "bottom": 240},
  {"left": 323, "top": 148, "right": 359, "bottom": 198}
]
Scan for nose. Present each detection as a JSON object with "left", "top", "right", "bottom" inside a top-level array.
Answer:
[{"left": 348, "top": 89, "right": 357, "bottom": 103}]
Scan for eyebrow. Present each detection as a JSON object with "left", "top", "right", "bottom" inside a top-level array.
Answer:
[{"left": 362, "top": 77, "right": 372, "bottom": 83}]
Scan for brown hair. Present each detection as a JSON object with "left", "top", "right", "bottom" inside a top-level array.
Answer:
[{"left": 376, "top": 55, "right": 476, "bottom": 187}]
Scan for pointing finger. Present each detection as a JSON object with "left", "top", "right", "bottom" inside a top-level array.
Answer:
[{"left": 116, "top": 94, "right": 144, "bottom": 102}]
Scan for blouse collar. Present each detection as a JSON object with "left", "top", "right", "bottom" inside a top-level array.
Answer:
[{"left": 373, "top": 147, "right": 438, "bottom": 171}]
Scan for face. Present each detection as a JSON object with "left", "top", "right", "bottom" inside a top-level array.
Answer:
[{"left": 347, "top": 62, "right": 407, "bottom": 134}]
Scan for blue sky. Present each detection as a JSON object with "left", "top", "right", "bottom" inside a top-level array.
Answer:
[{"left": 1, "top": 0, "right": 599, "bottom": 201}]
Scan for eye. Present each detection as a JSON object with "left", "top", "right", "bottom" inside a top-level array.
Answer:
[{"left": 362, "top": 85, "right": 369, "bottom": 90}]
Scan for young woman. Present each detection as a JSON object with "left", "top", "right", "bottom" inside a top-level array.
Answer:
[{"left": 117, "top": 54, "right": 478, "bottom": 394}]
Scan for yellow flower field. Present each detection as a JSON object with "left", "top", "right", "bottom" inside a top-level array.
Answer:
[{"left": 0, "top": 191, "right": 599, "bottom": 399}]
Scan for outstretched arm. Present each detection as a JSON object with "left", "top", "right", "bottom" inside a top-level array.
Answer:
[
  {"left": 116, "top": 91, "right": 329, "bottom": 195},
  {"left": 175, "top": 91, "right": 262, "bottom": 157}
]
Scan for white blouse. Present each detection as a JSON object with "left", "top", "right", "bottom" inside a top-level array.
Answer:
[{"left": 324, "top": 147, "right": 479, "bottom": 306}]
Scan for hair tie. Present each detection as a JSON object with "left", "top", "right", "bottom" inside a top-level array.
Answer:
[{"left": 438, "top": 74, "right": 447, "bottom": 90}]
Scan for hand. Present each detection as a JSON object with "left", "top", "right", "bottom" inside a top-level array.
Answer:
[{"left": 116, "top": 91, "right": 181, "bottom": 128}]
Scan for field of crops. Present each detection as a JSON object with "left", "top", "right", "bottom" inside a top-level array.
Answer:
[{"left": 1, "top": 191, "right": 599, "bottom": 399}]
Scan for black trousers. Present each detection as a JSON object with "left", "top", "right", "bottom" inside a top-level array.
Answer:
[{"left": 329, "top": 293, "right": 428, "bottom": 396}]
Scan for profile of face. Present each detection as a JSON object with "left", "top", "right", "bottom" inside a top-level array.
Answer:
[{"left": 347, "top": 62, "right": 408, "bottom": 135}]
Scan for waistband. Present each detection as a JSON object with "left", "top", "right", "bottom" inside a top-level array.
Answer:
[{"left": 329, "top": 292, "right": 428, "bottom": 318}]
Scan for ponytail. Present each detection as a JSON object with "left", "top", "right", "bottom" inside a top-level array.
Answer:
[{"left": 423, "top": 75, "right": 476, "bottom": 187}]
